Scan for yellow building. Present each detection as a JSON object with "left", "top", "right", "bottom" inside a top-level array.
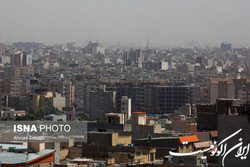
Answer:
[
  {"left": 178, "top": 135, "right": 199, "bottom": 153},
  {"left": 134, "top": 147, "right": 156, "bottom": 163},
  {"left": 108, "top": 147, "right": 156, "bottom": 164}
]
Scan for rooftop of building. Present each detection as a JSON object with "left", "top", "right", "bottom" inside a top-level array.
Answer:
[
  {"left": 0, "top": 149, "right": 55, "bottom": 165},
  {"left": 133, "top": 112, "right": 146, "bottom": 114},
  {"left": 133, "top": 136, "right": 179, "bottom": 141},
  {"left": 193, "top": 141, "right": 213, "bottom": 149},
  {"left": 179, "top": 135, "right": 199, "bottom": 144},
  {"left": 0, "top": 144, "right": 27, "bottom": 150},
  {"left": 105, "top": 113, "right": 124, "bottom": 116},
  {"left": 88, "top": 131, "right": 117, "bottom": 134}
]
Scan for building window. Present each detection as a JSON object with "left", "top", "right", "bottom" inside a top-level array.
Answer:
[
  {"left": 49, "top": 163, "right": 52, "bottom": 167},
  {"left": 136, "top": 152, "right": 141, "bottom": 156},
  {"left": 142, "top": 151, "right": 147, "bottom": 155},
  {"left": 178, "top": 159, "right": 184, "bottom": 164},
  {"left": 33, "top": 165, "right": 40, "bottom": 167}
]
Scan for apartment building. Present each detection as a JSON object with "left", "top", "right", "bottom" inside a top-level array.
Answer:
[
  {"left": 40, "top": 80, "right": 75, "bottom": 107},
  {"left": 155, "top": 85, "right": 194, "bottom": 114},
  {"left": 210, "top": 76, "right": 250, "bottom": 103},
  {"left": 4, "top": 65, "right": 34, "bottom": 79},
  {"left": 88, "top": 85, "right": 116, "bottom": 120}
]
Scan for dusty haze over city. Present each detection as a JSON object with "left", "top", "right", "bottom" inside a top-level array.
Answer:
[{"left": 0, "top": 0, "right": 249, "bottom": 47}]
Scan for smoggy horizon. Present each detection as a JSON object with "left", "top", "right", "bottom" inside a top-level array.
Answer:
[{"left": 0, "top": 0, "right": 249, "bottom": 48}]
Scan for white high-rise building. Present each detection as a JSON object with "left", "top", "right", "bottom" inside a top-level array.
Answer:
[{"left": 121, "top": 96, "right": 131, "bottom": 121}]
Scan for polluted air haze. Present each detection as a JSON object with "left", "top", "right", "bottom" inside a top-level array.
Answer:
[{"left": 0, "top": 0, "right": 249, "bottom": 47}]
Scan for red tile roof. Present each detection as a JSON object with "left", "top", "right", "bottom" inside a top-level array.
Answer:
[
  {"left": 179, "top": 135, "right": 199, "bottom": 144},
  {"left": 133, "top": 112, "right": 146, "bottom": 114}
]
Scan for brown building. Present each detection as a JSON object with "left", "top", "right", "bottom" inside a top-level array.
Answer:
[
  {"left": 88, "top": 85, "right": 116, "bottom": 120},
  {"left": 0, "top": 42, "right": 5, "bottom": 55},
  {"left": 172, "top": 119, "right": 197, "bottom": 133},
  {"left": 0, "top": 79, "right": 11, "bottom": 94},
  {"left": 132, "top": 112, "right": 163, "bottom": 139},
  {"left": 70, "top": 144, "right": 156, "bottom": 165},
  {"left": 10, "top": 53, "right": 32, "bottom": 66},
  {"left": 10, "top": 53, "right": 22, "bottom": 66},
  {"left": 209, "top": 78, "right": 235, "bottom": 103},
  {"left": 33, "top": 92, "right": 66, "bottom": 112},
  {"left": 62, "top": 106, "right": 75, "bottom": 120},
  {"left": 40, "top": 80, "right": 75, "bottom": 107},
  {"left": 88, "top": 131, "right": 132, "bottom": 146},
  {"left": 4, "top": 65, "right": 34, "bottom": 79},
  {"left": 210, "top": 76, "right": 250, "bottom": 104},
  {"left": 197, "top": 98, "right": 242, "bottom": 131},
  {"left": 133, "top": 136, "right": 179, "bottom": 159}
]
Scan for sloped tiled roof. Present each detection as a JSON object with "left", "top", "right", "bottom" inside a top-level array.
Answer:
[
  {"left": 133, "top": 112, "right": 146, "bottom": 114},
  {"left": 194, "top": 141, "right": 213, "bottom": 149},
  {"left": 0, "top": 149, "right": 55, "bottom": 165},
  {"left": 178, "top": 132, "right": 210, "bottom": 142},
  {"left": 179, "top": 135, "right": 199, "bottom": 144}
]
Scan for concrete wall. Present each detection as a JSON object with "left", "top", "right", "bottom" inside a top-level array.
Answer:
[
  {"left": 172, "top": 120, "right": 194, "bottom": 133},
  {"left": 117, "top": 135, "right": 132, "bottom": 146},
  {"left": 60, "top": 149, "right": 69, "bottom": 160},
  {"left": 53, "top": 93, "right": 66, "bottom": 111},
  {"left": 132, "top": 124, "right": 154, "bottom": 139},
  {"left": 210, "top": 82, "right": 218, "bottom": 103},
  {"left": 134, "top": 148, "right": 156, "bottom": 162},
  {"left": 28, "top": 142, "right": 45, "bottom": 152},
  {"left": 88, "top": 132, "right": 131, "bottom": 146},
  {"left": 108, "top": 152, "right": 130, "bottom": 164},
  {"left": 69, "top": 146, "right": 83, "bottom": 158}
]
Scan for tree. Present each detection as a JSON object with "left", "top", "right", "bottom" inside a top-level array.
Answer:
[
  {"left": 79, "top": 113, "right": 89, "bottom": 121},
  {"left": 16, "top": 113, "right": 37, "bottom": 120}
]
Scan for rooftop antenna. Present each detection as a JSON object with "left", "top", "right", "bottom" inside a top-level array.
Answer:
[
  {"left": 146, "top": 34, "right": 149, "bottom": 58},
  {"left": 147, "top": 34, "right": 149, "bottom": 50}
]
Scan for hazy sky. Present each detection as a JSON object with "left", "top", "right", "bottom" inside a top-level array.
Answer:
[{"left": 0, "top": 0, "right": 249, "bottom": 47}]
